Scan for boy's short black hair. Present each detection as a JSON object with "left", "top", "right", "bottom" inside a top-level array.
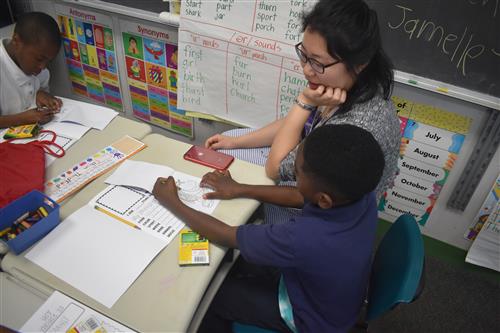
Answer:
[
  {"left": 14, "top": 12, "right": 61, "bottom": 48},
  {"left": 303, "top": 124, "right": 385, "bottom": 201}
]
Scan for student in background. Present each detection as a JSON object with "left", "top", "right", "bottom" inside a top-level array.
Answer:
[
  {"left": 153, "top": 124, "right": 385, "bottom": 332},
  {"left": 0, "top": 12, "right": 62, "bottom": 128},
  {"left": 205, "top": 0, "right": 400, "bottom": 201}
]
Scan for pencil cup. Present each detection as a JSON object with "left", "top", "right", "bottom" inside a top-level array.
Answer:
[{"left": 0, "top": 190, "right": 60, "bottom": 255}]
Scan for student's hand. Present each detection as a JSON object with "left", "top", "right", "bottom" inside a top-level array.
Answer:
[
  {"left": 200, "top": 170, "right": 241, "bottom": 199},
  {"left": 36, "top": 91, "right": 63, "bottom": 113},
  {"left": 153, "top": 176, "right": 181, "bottom": 210},
  {"left": 205, "top": 134, "right": 238, "bottom": 150},
  {"left": 17, "top": 108, "right": 54, "bottom": 125},
  {"left": 300, "top": 85, "right": 347, "bottom": 108}
]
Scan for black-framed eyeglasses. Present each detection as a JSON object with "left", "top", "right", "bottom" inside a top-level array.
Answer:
[{"left": 295, "top": 42, "right": 341, "bottom": 74}]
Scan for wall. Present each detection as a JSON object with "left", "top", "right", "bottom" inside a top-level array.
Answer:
[
  {"left": 32, "top": 0, "right": 235, "bottom": 147},
  {"left": 30, "top": 0, "right": 499, "bottom": 250}
]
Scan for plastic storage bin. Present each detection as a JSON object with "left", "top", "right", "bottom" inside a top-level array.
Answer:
[{"left": 0, "top": 190, "right": 60, "bottom": 255}]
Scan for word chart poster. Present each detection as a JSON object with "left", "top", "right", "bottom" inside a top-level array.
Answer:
[
  {"left": 119, "top": 20, "right": 193, "bottom": 137},
  {"left": 178, "top": 0, "right": 317, "bottom": 127},
  {"left": 56, "top": 5, "right": 123, "bottom": 110},
  {"left": 378, "top": 97, "right": 472, "bottom": 226}
]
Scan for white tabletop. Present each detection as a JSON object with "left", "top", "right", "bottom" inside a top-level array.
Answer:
[{"left": 1, "top": 133, "right": 273, "bottom": 332}]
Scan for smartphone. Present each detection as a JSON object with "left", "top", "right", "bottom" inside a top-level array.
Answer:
[{"left": 183, "top": 145, "right": 234, "bottom": 170}]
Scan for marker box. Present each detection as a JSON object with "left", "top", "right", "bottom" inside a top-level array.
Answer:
[{"left": 0, "top": 190, "right": 60, "bottom": 255}]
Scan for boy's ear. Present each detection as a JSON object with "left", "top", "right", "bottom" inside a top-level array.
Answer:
[
  {"left": 315, "top": 192, "right": 333, "bottom": 209},
  {"left": 11, "top": 33, "right": 24, "bottom": 48}
]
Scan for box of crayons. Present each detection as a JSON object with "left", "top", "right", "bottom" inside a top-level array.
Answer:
[
  {"left": 178, "top": 229, "right": 209, "bottom": 266},
  {"left": 3, "top": 123, "right": 40, "bottom": 139},
  {"left": 0, "top": 190, "right": 60, "bottom": 255}
]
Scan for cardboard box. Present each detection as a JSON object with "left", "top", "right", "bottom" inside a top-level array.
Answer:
[{"left": 0, "top": 190, "right": 59, "bottom": 255}]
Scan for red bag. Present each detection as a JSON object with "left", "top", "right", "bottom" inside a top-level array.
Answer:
[{"left": 0, "top": 130, "right": 64, "bottom": 208}]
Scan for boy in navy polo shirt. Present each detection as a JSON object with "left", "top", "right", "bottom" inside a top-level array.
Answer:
[{"left": 153, "top": 124, "right": 385, "bottom": 332}]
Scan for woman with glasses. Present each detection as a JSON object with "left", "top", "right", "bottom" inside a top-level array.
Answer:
[{"left": 205, "top": 0, "right": 400, "bottom": 217}]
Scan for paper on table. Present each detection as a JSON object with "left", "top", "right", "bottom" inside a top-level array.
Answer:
[
  {"left": 21, "top": 290, "right": 135, "bottom": 332},
  {"left": 54, "top": 97, "right": 118, "bottom": 130},
  {"left": 104, "top": 160, "right": 220, "bottom": 214},
  {"left": 105, "top": 160, "right": 174, "bottom": 193},
  {"left": 0, "top": 121, "right": 90, "bottom": 166},
  {"left": 43, "top": 121, "right": 91, "bottom": 140},
  {"left": 92, "top": 185, "right": 185, "bottom": 243},
  {"left": 25, "top": 205, "right": 165, "bottom": 308}
]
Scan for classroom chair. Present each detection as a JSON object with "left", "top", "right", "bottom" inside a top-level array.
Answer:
[
  {"left": 355, "top": 213, "right": 425, "bottom": 331},
  {"left": 233, "top": 213, "right": 425, "bottom": 333}
]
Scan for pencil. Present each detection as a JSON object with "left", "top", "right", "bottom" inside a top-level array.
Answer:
[{"left": 94, "top": 205, "right": 141, "bottom": 230}]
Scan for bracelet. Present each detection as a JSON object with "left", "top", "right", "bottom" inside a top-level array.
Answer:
[{"left": 294, "top": 98, "right": 317, "bottom": 112}]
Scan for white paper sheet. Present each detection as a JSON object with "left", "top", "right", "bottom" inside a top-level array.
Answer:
[
  {"left": 21, "top": 291, "right": 134, "bottom": 332},
  {"left": 25, "top": 205, "right": 165, "bottom": 308},
  {"left": 43, "top": 121, "right": 91, "bottom": 140},
  {"left": 105, "top": 160, "right": 174, "bottom": 193},
  {"left": 104, "top": 160, "right": 220, "bottom": 214},
  {"left": 54, "top": 97, "right": 118, "bottom": 130}
]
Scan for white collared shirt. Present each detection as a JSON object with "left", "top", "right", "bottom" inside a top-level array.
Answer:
[{"left": 0, "top": 38, "right": 50, "bottom": 116}]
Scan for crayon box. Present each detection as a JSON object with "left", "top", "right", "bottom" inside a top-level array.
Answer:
[
  {"left": 0, "top": 190, "right": 60, "bottom": 255},
  {"left": 178, "top": 229, "right": 209, "bottom": 266}
]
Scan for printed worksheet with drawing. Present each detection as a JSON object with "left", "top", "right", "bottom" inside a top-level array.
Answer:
[{"left": 26, "top": 160, "right": 220, "bottom": 308}]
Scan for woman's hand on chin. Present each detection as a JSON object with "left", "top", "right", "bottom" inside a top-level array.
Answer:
[{"left": 301, "top": 85, "right": 347, "bottom": 108}]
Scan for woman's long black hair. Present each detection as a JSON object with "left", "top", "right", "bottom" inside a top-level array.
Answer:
[{"left": 302, "top": 0, "right": 394, "bottom": 113}]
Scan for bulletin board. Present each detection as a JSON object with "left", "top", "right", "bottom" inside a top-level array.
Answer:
[{"left": 56, "top": 4, "right": 123, "bottom": 111}]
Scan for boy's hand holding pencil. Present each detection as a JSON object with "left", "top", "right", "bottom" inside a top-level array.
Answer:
[
  {"left": 153, "top": 176, "right": 183, "bottom": 211},
  {"left": 36, "top": 90, "right": 62, "bottom": 113},
  {"left": 17, "top": 107, "right": 54, "bottom": 125}
]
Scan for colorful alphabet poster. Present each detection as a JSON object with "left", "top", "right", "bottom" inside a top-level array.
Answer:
[
  {"left": 378, "top": 97, "right": 472, "bottom": 226},
  {"left": 56, "top": 5, "right": 123, "bottom": 111},
  {"left": 119, "top": 20, "right": 193, "bottom": 137}
]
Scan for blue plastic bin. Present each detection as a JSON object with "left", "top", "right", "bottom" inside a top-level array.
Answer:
[{"left": 0, "top": 190, "right": 60, "bottom": 254}]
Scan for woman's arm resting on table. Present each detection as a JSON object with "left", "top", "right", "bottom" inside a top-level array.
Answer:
[{"left": 205, "top": 118, "right": 285, "bottom": 150}]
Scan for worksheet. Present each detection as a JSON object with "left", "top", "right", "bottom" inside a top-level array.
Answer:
[
  {"left": 104, "top": 160, "right": 220, "bottom": 214},
  {"left": 21, "top": 291, "right": 134, "bottom": 332}
]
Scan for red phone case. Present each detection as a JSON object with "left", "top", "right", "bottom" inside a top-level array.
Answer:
[{"left": 183, "top": 146, "right": 234, "bottom": 170}]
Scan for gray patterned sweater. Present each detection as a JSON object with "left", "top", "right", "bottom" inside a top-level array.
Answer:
[{"left": 279, "top": 93, "right": 401, "bottom": 199}]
